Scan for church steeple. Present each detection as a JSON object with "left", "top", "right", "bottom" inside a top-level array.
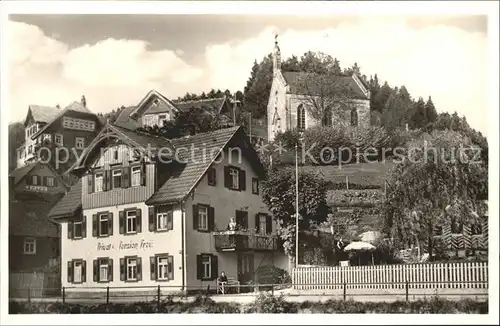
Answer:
[{"left": 272, "top": 34, "right": 281, "bottom": 73}]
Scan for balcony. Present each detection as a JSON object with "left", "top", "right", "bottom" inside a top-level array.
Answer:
[{"left": 213, "top": 230, "right": 278, "bottom": 252}]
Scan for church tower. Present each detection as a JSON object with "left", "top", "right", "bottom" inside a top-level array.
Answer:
[{"left": 272, "top": 34, "right": 281, "bottom": 74}]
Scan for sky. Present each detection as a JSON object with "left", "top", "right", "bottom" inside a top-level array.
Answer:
[{"left": 6, "top": 14, "right": 489, "bottom": 133}]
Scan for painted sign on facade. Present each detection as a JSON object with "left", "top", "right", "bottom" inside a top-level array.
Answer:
[{"left": 96, "top": 239, "right": 154, "bottom": 252}]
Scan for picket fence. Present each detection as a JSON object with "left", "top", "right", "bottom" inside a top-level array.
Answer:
[{"left": 291, "top": 262, "right": 488, "bottom": 290}]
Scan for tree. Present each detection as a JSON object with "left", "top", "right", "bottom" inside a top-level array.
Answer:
[
  {"left": 424, "top": 96, "right": 438, "bottom": 125},
  {"left": 243, "top": 55, "right": 274, "bottom": 119},
  {"left": 409, "top": 97, "right": 427, "bottom": 129},
  {"left": 372, "top": 81, "right": 391, "bottom": 113},
  {"left": 261, "top": 167, "right": 329, "bottom": 266},
  {"left": 294, "top": 71, "right": 358, "bottom": 127},
  {"left": 384, "top": 130, "right": 487, "bottom": 259},
  {"left": 282, "top": 55, "right": 300, "bottom": 72},
  {"left": 331, "top": 58, "right": 342, "bottom": 75},
  {"left": 137, "top": 106, "right": 225, "bottom": 138}
]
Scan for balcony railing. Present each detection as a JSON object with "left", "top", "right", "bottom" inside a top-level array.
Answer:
[{"left": 213, "top": 230, "right": 278, "bottom": 252}]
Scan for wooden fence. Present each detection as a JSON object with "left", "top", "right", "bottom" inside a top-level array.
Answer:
[
  {"left": 9, "top": 272, "right": 60, "bottom": 298},
  {"left": 291, "top": 262, "right": 488, "bottom": 290}
]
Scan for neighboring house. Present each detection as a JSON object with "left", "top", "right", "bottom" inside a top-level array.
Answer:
[
  {"left": 48, "top": 124, "right": 287, "bottom": 294},
  {"left": 9, "top": 161, "right": 70, "bottom": 198},
  {"left": 16, "top": 96, "right": 102, "bottom": 173},
  {"left": 8, "top": 161, "right": 68, "bottom": 274},
  {"left": 114, "top": 89, "right": 239, "bottom": 131},
  {"left": 9, "top": 199, "right": 61, "bottom": 272},
  {"left": 266, "top": 37, "right": 371, "bottom": 142}
]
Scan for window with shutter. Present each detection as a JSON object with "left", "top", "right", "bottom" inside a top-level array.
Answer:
[
  {"left": 148, "top": 206, "right": 156, "bottom": 232},
  {"left": 196, "top": 255, "right": 203, "bottom": 280},
  {"left": 192, "top": 204, "right": 199, "bottom": 230},
  {"left": 125, "top": 256, "right": 140, "bottom": 282},
  {"left": 136, "top": 208, "right": 142, "bottom": 233},
  {"left": 131, "top": 166, "right": 141, "bottom": 187},
  {"left": 126, "top": 210, "right": 137, "bottom": 234},
  {"left": 239, "top": 169, "right": 246, "bottom": 191},
  {"left": 120, "top": 258, "right": 125, "bottom": 281},
  {"left": 210, "top": 255, "right": 218, "bottom": 281},
  {"left": 236, "top": 210, "right": 248, "bottom": 230},
  {"left": 108, "top": 259, "right": 114, "bottom": 281},
  {"left": 141, "top": 163, "right": 147, "bottom": 186},
  {"left": 119, "top": 210, "right": 125, "bottom": 234},
  {"left": 196, "top": 205, "right": 209, "bottom": 231},
  {"left": 252, "top": 178, "right": 259, "bottom": 195},
  {"left": 122, "top": 166, "right": 130, "bottom": 188},
  {"left": 92, "top": 214, "right": 98, "bottom": 237},
  {"left": 67, "top": 221, "right": 74, "bottom": 239},
  {"left": 266, "top": 215, "right": 272, "bottom": 235},
  {"left": 156, "top": 254, "right": 171, "bottom": 281},
  {"left": 67, "top": 261, "right": 73, "bottom": 283},
  {"left": 73, "top": 220, "right": 82, "bottom": 239},
  {"left": 150, "top": 256, "right": 156, "bottom": 280},
  {"left": 207, "top": 168, "right": 216, "bottom": 186},
  {"left": 157, "top": 205, "right": 173, "bottom": 231}
]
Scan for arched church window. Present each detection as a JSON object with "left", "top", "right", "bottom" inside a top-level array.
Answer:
[
  {"left": 351, "top": 108, "right": 358, "bottom": 126},
  {"left": 322, "top": 108, "right": 333, "bottom": 127},
  {"left": 297, "top": 104, "right": 306, "bottom": 130}
]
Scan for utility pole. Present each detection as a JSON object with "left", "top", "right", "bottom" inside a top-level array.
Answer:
[
  {"left": 295, "top": 143, "right": 299, "bottom": 267},
  {"left": 232, "top": 93, "right": 237, "bottom": 126}
]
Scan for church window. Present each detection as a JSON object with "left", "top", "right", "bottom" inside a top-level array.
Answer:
[{"left": 297, "top": 104, "right": 306, "bottom": 130}]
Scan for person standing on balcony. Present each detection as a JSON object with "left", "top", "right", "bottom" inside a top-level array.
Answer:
[{"left": 228, "top": 217, "right": 237, "bottom": 231}]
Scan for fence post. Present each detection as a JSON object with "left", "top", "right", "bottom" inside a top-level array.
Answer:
[
  {"left": 27, "top": 287, "right": 31, "bottom": 303},
  {"left": 405, "top": 280, "right": 409, "bottom": 302},
  {"left": 106, "top": 286, "right": 110, "bottom": 304},
  {"left": 343, "top": 282, "right": 347, "bottom": 301},
  {"left": 271, "top": 282, "right": 274, "bottom": 296},
  {"left": 204, "top": 285, "right": 210, "bottom": 304},
  {"left": 62, "top": 287, "right": 65, "bottom": 304},
  {"left": 157, "top": 285, "right": 161, "bottom": 312}
]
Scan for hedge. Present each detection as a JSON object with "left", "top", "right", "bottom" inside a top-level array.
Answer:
[{"left": 9, "top": 294, "right": 487, "bottom": 314}]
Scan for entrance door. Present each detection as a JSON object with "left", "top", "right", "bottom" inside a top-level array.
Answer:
[{"left": 237, "top": 253, "right": 254, "bottom": 285}]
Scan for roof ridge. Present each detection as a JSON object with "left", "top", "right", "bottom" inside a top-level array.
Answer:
[{"left": 175, "top": 97, "right": 226, "bottom": 104}]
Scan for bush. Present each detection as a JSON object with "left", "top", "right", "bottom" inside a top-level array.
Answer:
[
  {"left": 274, "top": 129, "right": 302, "bottom": 151},
  {"left": 254, "top": 265, "right": 291, "bottom": 286},
  {"left": 9, "top": 298, "right": 488, "bottom": 314},
  {"left": 247, "top": 293, "right": 297, "bottom": 313},
  {"left": 303, "top": 126, "right": 350, "bottom": 165}
]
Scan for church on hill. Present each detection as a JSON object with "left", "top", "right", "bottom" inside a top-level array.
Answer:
[{"left": 266, "top": 36, "right": 371, "bottom": 142}]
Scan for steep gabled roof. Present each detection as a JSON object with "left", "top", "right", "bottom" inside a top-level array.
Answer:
[
  {"left": 114, "top": 106, "right": 140, "bottom": 130},
  {"left": 281, "top": 71, "right": 370, "bottom": 100},
  {"left": 10, "top": 198, "right": 61, "bottom": 237},
  {"left": 129, "top": 89, "right": 179, "bottom": 119},
  {"left": 174, "top": 97, "right": 227, "bottom": 115},
  {"left": 9, "top": 162, "right": 39, "bottom": 185},
  {"left": 9, "top": 161, "right": 70, "bottom": 189},
  {"left": 47, "top": 179, "right": 82, "bottom": 219},
  {"left": 146, "top": 126, "right": 264, "bottom": 205},
  {"left": 25, "top": 105, "right": 61, "bottom": 126},
  {"left": 31, "top": 101, "right": 97, "bottom": 139},
  {"left": 69, "top": 123, "right": 175, "bottom": 171}
]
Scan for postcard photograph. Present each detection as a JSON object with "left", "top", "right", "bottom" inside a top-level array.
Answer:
[{"left": 0, "top": 1, "right": 498, "bottom": 325}]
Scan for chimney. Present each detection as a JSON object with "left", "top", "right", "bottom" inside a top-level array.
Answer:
[{"left": 81, "top": 95, "right": 87, "bottom": 108}]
